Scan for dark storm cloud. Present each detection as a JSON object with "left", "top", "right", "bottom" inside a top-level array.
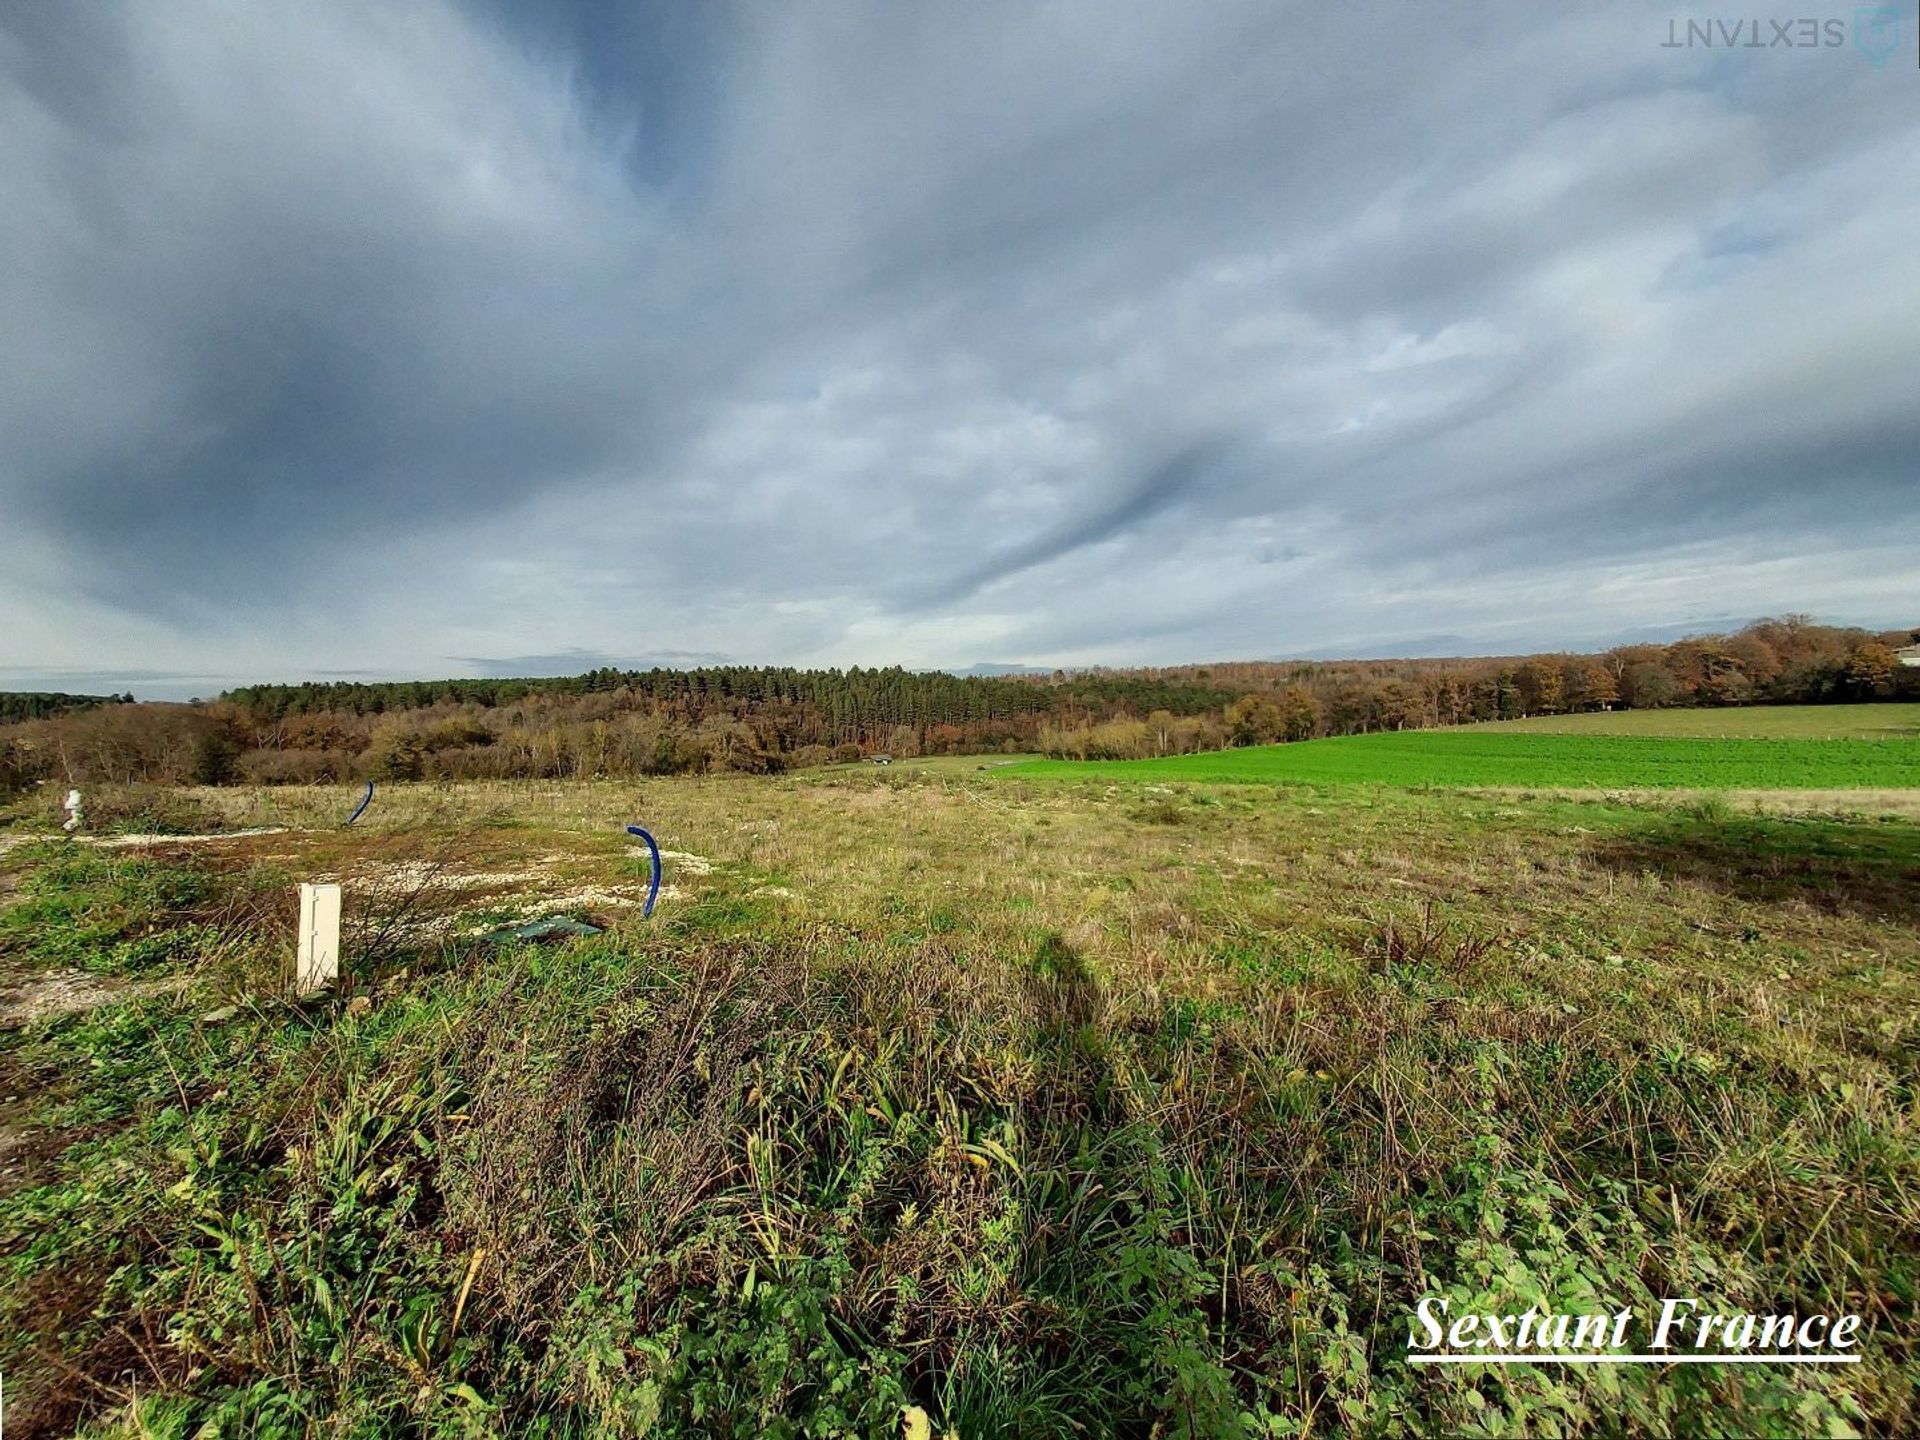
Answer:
[
  {"left": 1, "top": 0, "right": 1914, "bottom": 682},
  {"left": 0, "top": 0, "right": 728, "bottom": 616},
  {"left": 906, "top": 441, "right": 1233, "bottom": 609}
]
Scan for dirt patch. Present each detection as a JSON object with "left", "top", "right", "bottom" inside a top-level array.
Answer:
[
  {"left": 352, "top": 859, "right": 553, "bottom": 893},
  {"left": 653, "top": 849, "right": 714, "bottom": 874},
  {"left": 0, "top": 969, "right": 131, "bottom": 1028},
  {"left": 461, "top": 884, "right": 681, "bottom": 931},
  {"left": 0, "top": 967, "right": 189, "bottom": 1031},
  {"left": 89, "top": 827, "right": 289, "bottom": 848}
]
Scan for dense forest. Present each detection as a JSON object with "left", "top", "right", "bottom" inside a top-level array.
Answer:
[
  {"left": 0, "top": 691, "right": 133, "bottom": 725},
  {"left": 1, "top": 617, "right": 1913, "bottom": 791}
]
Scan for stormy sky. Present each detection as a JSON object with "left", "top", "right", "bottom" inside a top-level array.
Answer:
[{"left": 2, "top": 1, "right": 1915, "bottom": 696}]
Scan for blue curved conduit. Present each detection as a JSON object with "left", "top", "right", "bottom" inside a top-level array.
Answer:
[
  {"left": 344, "top": 781, "right": 375, "bottom": 827},
  {"left": 625, "top": 825, "right": 662, "bottom": 918}
]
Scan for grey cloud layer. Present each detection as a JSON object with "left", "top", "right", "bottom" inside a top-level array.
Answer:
[{"left": 1, "top": 0, "right": 1914, "bottom": 682}]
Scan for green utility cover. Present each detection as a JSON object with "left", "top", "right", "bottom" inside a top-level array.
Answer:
[{"left": 483, "top": 915, "right": 604, "bottom": 945}]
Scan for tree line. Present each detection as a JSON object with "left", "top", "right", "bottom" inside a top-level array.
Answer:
[
  {"left": 0, "top": 691, "right": 133, "bottom": 725},
  {"left": 1, "top": 617, "right": 1912, "bottom": 790},
  {"left": 1035, "top": 617, "right": 1915, "bottom": 758}
]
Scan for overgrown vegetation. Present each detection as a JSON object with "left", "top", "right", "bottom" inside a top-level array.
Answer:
[{"left": 1, "top": 772, "right": 1915, "bottom": 1437}]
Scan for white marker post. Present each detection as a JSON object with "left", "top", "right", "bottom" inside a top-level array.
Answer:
[{"left": 296, "top": 882, "right": 342, "bottom": 994}]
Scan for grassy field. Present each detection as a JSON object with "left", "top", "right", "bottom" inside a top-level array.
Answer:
[
  {"left": 1, "top": 773, "right": 1916, "bottom": 1437},
  {"left": 1002, "top": 717, "right": 1920, "bottom": 791},
  {"left": 1481, "top": 703, "right": 1920, "bottom": 739}
]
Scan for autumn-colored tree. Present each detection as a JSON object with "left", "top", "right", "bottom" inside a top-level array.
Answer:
[
  {"left": 1275, "top": 686, "right": 1322, "bottom": 741},
  {"left": 1429, "top": 673, "right": 1471, "bottom": 725},
  {"left": 1703, "top": 667, "right": 1753, "bottom": 706},
  {"left": 1482, "top": 669, "right": 1522, "bottom": 720},
  {"left": 1563, "top": 660, "right": 1617, "bottom": 711},
  {"left": 1225, "top": 694, "right": 1285, "bottom": 746},
  {"left": 1623, "top": 662, "right": 1681, "bottom": 709},
  {"left": 1145, "top": 709, "right": 1178, "bottom": 755},
  {"left": 1328, "top": 679, "right": 1389, "bottom": 732},
  {"left": 1845, "top": 642, "right": 1897, "bottom": 695},
  {"left": 364, "top": 724, "right": 426, "bottom": 781},
  {"left": 1725, "top": 633, "right": 1782, "bottom": 690},
  {"left": 1378, "top": 680, "right": 1429, "bottom": 730},
  {"left": 1516, "top": 660, "right": 1564, "bottom": 715}
]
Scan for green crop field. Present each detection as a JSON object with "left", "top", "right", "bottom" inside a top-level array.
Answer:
[
  {"left": 1482, "top": 702, "right": 1920, "bottom": 739},
  {"left": 1003, "top": 722, "right": 1920, "bottom": 791}
]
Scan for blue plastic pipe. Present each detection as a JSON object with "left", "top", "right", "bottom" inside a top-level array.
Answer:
[
  {"left": 345, "top": 780, "right": 375, "bottom": 827},
  {"left": 625, "top": 825, "right": 662, "bottom": 918}
]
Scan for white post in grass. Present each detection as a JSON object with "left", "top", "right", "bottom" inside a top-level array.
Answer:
[{"left": 296, "top": 882, "right": 342, "bottom": 994}]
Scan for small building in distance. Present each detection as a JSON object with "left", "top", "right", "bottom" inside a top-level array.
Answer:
[
  {"left": 1898, "top": 644, "right": 1920, "bottom": 668},
  {"left": 870, "top": 754, "right": 894, "bottom": 765}
]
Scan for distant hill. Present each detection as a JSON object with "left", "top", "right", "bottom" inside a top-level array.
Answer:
[{"left": 948, "top": 662, "right": 1053, "bottom": 677}]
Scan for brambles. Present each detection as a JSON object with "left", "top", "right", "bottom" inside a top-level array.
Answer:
[{"left": 1131, "top": 796, "right": 1187, "bottom": 825}]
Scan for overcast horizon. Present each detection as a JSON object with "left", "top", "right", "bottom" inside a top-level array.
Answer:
[{"left": 4, "top": 1, "right": 1916, "bottom": 697}]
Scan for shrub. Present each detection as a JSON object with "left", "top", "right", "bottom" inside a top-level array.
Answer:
[{"left": 235, "top": 747, "right": 343, "bottom": 784}]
